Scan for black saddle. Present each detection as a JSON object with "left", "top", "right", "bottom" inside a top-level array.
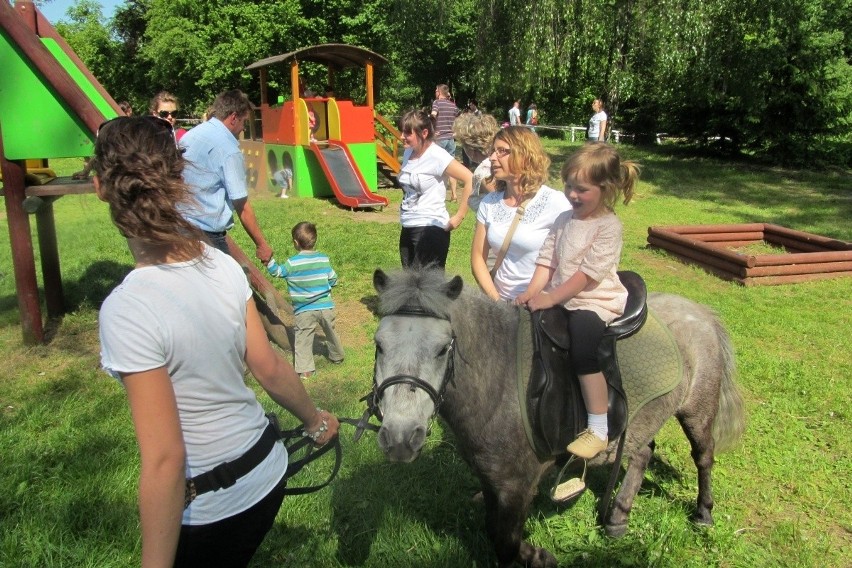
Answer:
[{"left": 526, "top": 271, "right": 648, "bottom": 458}]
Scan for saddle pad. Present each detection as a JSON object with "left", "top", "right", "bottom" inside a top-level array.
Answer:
[
  {"left": 619, "top": 308, "right": 682, "bottom": 422},
  {"left": 515, "top": 307, "right": 682, "bottom": 453}
]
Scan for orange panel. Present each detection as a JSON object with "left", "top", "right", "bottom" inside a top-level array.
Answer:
[
  {"left": 260, "top": 103, "right": 296, "bottom": 145},
  {"left": 335, "top": 101, "right": 375, "bottom": 143}
]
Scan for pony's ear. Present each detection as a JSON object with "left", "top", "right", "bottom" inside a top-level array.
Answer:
[
  {"left": 443, "top": 275, "right": 464, "bottom": 300},
  {"left": 373, "top": 269, "right": 389, "bottom": 293}
]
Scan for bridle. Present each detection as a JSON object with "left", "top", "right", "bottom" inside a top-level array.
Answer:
[{"left": 345, "top": 304, "right": 456, "bottom": 441}]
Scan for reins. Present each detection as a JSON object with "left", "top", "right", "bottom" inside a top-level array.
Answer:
[{"left": 278, "top": 303, "right": 458, "bottom": 494}]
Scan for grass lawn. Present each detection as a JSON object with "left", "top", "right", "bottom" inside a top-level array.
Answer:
[{"left": 0, "top": 140, "right": 850, "bottom": 567}]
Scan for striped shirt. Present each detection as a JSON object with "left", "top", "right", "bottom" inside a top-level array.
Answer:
[
  {"left": 431, "top": 98, "right": 459, "bottom": 141},
  {"left": 267, "top": 251, "right": 337, "bottom": 314}
]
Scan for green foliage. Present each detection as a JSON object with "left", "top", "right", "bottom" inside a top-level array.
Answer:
[{"left": 48, "top": 0, "right": 852, "bottom": 165}]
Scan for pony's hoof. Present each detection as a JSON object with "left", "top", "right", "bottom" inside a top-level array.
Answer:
[
  {"left": 605, "top": 523, "right": 628, "bottom": 538},
  {"left": 691, "top": 512, "right": 714, "bottom": 527},
  {"left": 517, "top": 543, "right": 558, "bottom": 568}
]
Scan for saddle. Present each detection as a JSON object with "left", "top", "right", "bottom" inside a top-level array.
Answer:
[{"left": 524, "top": 271, "right": 648, "bottom": 459}]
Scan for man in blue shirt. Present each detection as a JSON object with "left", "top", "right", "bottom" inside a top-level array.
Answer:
[{"left": 180, "top": 89, "right": 273, "bottom": 262}]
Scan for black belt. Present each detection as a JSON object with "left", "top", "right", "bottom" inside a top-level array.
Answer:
[
  {"left": 203, "top": 230, "right": 227, "bottom": 237},
  {"left": 185, "top": 421, "right": 278, "bottom": 506}
]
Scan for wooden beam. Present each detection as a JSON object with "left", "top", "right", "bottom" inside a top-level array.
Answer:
[{"left": 1, "top": 121, "right": 43, "bottom": 344}]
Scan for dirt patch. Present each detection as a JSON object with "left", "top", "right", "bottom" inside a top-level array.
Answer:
[
  {"left": 348, "top": 203, "right": 400, "bottom": 224},
  {"left": 333, "top": 298, "right": 375, "bottom": 350}
]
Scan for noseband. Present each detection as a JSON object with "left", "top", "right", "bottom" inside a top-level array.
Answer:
[{"left": 349, "top": 304, "right": 456, "bottom": 441}]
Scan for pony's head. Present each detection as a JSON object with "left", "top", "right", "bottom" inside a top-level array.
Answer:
[{"left": 372, "top": 268, "right": 463, "bottom": 462}]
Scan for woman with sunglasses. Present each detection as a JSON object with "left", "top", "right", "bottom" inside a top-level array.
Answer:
[
  {"left": 397, "top": 109, "right": 473, "bottom": 269},
  {"left": 471, "top": 126, "right": 572, "bottom": 302},
  {"left": 149, "top": 90, "right": 188, "bottom": 141},
  {"left": 94, "top": 116, "right": 339, "bottom": 568}
]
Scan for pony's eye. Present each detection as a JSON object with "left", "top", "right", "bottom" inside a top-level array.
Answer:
[
  {"left": 375, "top": 342, "right": 384, "bottom": 354},
  {"left": 438, "top": 344, "right": 450, "bottom": 356}
]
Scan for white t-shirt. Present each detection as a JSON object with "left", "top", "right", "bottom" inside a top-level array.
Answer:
[
  {"left": 399, "top": 143, "right": 454, "bottom": 228},
  {"left": 476, "top": 185, "right": 572, "bottom": 300},
  {"left": 509, "top": 106, "right": 521, "bottom": 125},
  {"left": 588, "top": 110, "right": 608, "bottom": 140},
  {"left": 99, "top": 244, "right": 287, "bottom": 525}
]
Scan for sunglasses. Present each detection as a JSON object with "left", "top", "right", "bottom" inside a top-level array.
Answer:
[
  {"left": 158, "top": 110, "right": 179, "bottom": 118},
  {"left": 489, "top": 146, "right": 512, "bottom": 158}
]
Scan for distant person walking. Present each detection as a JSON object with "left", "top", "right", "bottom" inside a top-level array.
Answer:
[
  {"left": 525, "top": 103, "right": 539, "bottom": 133},
  {"left": 431, "top": 84, "right": 460, "bottom": 201},
  {"left": 587, "top": 98, "right": 608, "bottom": 143},
  {"left": 508, "top": 100, "right": 522, "bottom": 126}
]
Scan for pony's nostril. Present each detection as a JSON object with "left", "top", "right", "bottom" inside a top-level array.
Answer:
[{"left": 408, "top": 426, "right": 427, "bottom": 451}]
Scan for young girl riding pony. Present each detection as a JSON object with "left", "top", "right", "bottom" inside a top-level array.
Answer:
[{"left": 516, "top": 144, "right": 639, "bottom": 459}]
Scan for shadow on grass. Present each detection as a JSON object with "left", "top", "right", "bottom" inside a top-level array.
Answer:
[
  {"left": 543, "top": 142, "right": 852, "bottom": 241},
  {"left": 0, "top": 260, "right": 132, "bottom": 335}
]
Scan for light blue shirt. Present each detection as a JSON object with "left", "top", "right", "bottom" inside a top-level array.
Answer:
[{"left": 180, "top": 118, "right": 247, "bottom": 232}]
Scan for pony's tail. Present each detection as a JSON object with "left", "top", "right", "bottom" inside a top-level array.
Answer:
[{"left": 712, "top": 319, "right": 746, "bottom": 452}]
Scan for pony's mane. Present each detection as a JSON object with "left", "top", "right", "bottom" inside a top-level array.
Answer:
[{"left": 377, "top": 267, "right": 457, "bottom": 320}]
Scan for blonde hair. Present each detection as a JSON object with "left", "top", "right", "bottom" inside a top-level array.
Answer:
[
  {"left": 490, "top": 126, "right": 550, "bottom": 198},
  {"left": 561, "top": 143, "right": 639, "bottom": 209},
  {"left": 453, "top": 113, "right": 499, "bottom": 155}
]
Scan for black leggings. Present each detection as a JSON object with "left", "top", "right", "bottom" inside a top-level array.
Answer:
[
  {"left": 399, "top": 225, "right": 451, "bottom": 269},
  {"left": 174, "top": 474, "right": 288, "bottom": 568},
  {"left": 566, "top": 309, "right": 606, "bottom": 375}
]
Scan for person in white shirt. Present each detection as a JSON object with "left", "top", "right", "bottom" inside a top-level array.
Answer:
[
  {"left": 397, "top": 109, "right": 473, "bottom": 269},
  {"left": 587, "top": 98, "right": 608, "bottom": 142},
  {"left": 508, "top": 99, "right": 522, "bottom": 126},
  {"left": 94, "top": 116, "right": 339, "bottom": 568},
  {"left": 471, "top": 126, "right": 572, "bottom": 301}
]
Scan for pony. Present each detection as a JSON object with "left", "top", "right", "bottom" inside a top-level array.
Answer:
[{"left": 370, "top": 267, "right": 745, "bottom": 568}]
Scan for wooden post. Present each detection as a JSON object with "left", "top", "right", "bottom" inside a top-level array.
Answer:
[
  {"left": 290, "top": 61, "right": 300, "bottom": 144},
  {"left": 1, "top": 122, "right": 43, "bottom": 344},
  {"left": 366, "top": 62, "right": 374, "bottom": 109},
  {"left": 34, "top": 197, "right": 64, "bottom": 317},
  {"left": 259, "top": 67, "right": 268, "bottom": 106}
]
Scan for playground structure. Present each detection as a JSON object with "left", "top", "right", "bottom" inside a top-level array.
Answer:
[
  {"left": 243, "top": 44, "right": 399, "bottom": 210},
  {"left": 0, "top": 1, "right": 291, "bottom": 345},
  {"left": 647, "top": 223, "right": 852, "bottom": 286}
]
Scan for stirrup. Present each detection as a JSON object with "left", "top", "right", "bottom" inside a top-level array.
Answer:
[{"left": 550, "top": 455, "right": 588, "bottom": 504}]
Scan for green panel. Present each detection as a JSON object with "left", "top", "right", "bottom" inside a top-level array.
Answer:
[
  {"left": 263, "top": 144, "right": 331, "bottom": 198},
  {"left": 0, "top": 31, "right": 115, "bottom": 159},
  {"left": 43, "top": 39, "right": 115, "bottom": 118},
  {"left": 262, "top": 142, "right": 378, "bottom": 199},
  {"left": 346, "top": 142, "right": 378, "bottom": 191}
]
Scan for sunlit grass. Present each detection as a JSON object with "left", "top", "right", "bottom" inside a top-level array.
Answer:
[{"left": 0, "top": 142, "right": 849, "bottom": 566}]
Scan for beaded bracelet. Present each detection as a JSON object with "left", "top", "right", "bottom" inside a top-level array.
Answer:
[{"left": 304, "top": 409, "right": 329, "bottom": 441}]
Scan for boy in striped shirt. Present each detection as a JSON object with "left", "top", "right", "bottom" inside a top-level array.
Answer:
[{"left": 267, "top": 222, "right": 344, "bottom": 379}]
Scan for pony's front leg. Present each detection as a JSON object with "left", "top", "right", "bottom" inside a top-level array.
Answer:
[
  {"left": 482, "top": 487, "right": 557, "bottom": 568},
  {"left": 606, "top": 440, "right": 655, "bottom": 537}
]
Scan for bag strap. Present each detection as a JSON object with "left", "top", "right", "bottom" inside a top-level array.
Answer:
[{"left": 490, "top": 193, "right": 535, "bottom": 279}]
